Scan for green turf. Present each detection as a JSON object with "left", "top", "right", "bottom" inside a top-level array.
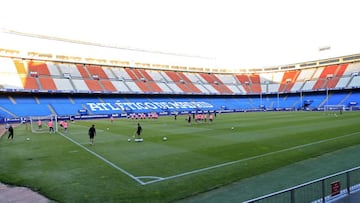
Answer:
[
  {"left": 0, "top": 111, "right": 359, "bottom": 202},
  {"left": 178, "top": 142, "right": 360, "bottom": 202}
]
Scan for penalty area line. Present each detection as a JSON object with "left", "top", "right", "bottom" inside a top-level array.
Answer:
[
  {"left": 58, "top": 132, "right": 146, "bottom": 185},
  {"left": 142, "top": 131, "right": 360, "bottom": 185}
]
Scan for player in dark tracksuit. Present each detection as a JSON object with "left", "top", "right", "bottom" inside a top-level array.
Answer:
[
  {"left": 136, "top": 123, "right": 142, "bottom": 138},
  {"left": 88, "top": 124, "right": 96, "bottom": 145},
  {"left": 8, "top": 125, "right": 14, "bottom": 140},
  {"left": 8, "top": 125, "right": 14, "bottom": 139}
]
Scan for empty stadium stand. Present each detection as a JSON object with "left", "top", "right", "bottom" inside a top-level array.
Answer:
[
  {"left": 0, "top": 89, "right": 358, "bottom": 118},
  {"left": 0, "top": 54, "right": 359, "bottom": 119}
]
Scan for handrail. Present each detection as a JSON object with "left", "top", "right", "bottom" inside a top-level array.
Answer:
[{"left": 244, "top": 165, "right": 360, "bottom": 203}]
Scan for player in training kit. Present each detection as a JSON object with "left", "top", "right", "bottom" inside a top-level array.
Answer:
[
  {"left": 209, "top": 114, "right": 214, "bottom": 123},
  {"left": 38, "top": 120, "right": 42, "bottom": 129},
  {"left": 48, "top": 120, "right": 54, "bottom": 134},
  {"left": 88, "top": 124, "right": 96, "bottom": 145},
  {"left": 7, "top": 125, "right": 14, "bottom": 140},
  {"left": 136, "top": 123, "right": 142, "bottom": 138},
  {"left": 62, "top": 121, "right": 68, "bottom": 132}
]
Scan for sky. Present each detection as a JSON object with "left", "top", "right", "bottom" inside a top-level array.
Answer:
[{"left": 1, "top": 0, "right": 360, "bottom": 69}]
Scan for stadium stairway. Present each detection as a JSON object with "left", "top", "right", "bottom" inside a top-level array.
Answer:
[{"left": 0, "top": 106, "right": 16, "bottom": 118}]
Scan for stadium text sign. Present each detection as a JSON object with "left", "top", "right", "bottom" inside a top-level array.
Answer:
[{"left": 86, "top": 101, "right": 213, "bottom": 112}]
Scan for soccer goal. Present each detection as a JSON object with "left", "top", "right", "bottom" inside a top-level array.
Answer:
[
  {"left": 323, "top": 105, "right": 345, "bottom": 115},
  {"left": 30, "top": 114, "right": 58, "bottom": 134}
]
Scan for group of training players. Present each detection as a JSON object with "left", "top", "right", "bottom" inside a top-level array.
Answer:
[
  {"left": 90, "top": 112, "right": 215, "bottom": 145},
  {"left": 36, "top": 119, "right": 68, "bottom": 134},
  {"left": 88, "top": 117, "right": 143, "bottom": 146},
  {"left": 187, "top": 113, "right": 215, "bottom": 125},
  {"left": 5, "top": 112, "right": 214, "bottom": 144}
]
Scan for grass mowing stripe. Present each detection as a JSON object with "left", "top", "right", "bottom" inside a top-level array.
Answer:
[
  {"left": 57, "top": 131, "right": 147, "bottom": 185},
  {"left": 144, "top": 131, "right": 360, "bottom": 185}
]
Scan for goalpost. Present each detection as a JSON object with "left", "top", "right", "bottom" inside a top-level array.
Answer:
[
  {"left": 323, "top": 105, "right": 345, "bottom": 115},
  {"left": 29, "top": 114, "right": 58, "bottom": 133}
]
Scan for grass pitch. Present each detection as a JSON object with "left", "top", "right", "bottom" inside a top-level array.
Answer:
[{"left": 0, "top": 111, "right": 360, "bottom": 202}]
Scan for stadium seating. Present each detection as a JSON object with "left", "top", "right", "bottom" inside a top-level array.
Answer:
[
  {"left": 348, "top": 75, "right": 360, "bottom": 88},
  {"left": 249, "top": 74, "right": 262, "bottom": 93},
  {"left": 27, "top": 61, "right": 51, "bottom": 76},
  {"left": 198, "top": 73, "right": 233, "bottom": 94},
  {"left": 0, "top": 58, "right": 23, "bottom": 89},
  {"left": 2, "top": 57, "right": 360, "bottom": 94},
  {"left": 327, "top": 92, "right": 349, "bottom": 105},
  {"left": 1, "top": 103, "right": 52, "bottom": 117},
  {"left": 312, "top": 64, "right": 347, "bottom": 90},
  {"left": 278, "top": 70, "right": 300, "bottom": 92},
  {"left": 235, "top": 74, "right": 252, "bottom": 93},
  {"left": 0, "top": 90, "right": 358, "bottom": 118},
  {"left": 0, "top": 55, "right": 360, "bottom": 119},
  {"left": 342, "top": 92, "right": 360, "bottom": 107},
  {"left": 39, "top": 78, "right": 57, "bottom": 90}
]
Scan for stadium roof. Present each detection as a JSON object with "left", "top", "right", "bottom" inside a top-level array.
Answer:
[{"left": 1, "top": 0, "right": 360, "bottom": 69}]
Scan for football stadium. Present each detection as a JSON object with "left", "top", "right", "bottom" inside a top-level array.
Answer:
[{"left": 1, "top": 1, "right": 360, "bottom": 202}]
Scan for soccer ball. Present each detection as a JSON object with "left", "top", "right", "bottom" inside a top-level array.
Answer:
[
  {"left": 26, "top": 138, "right": 30, "bottom": 141},
  {"left": 127, "top": 138, "right": 131, "bottom": 142},
  {"left": 163, "top": 137, "right": 167, "bottom": 141},
  {"left": 107, "top": 128, "right": 109, "bottom": 130},
  {"left": 231, "top": 127, "right": 234, "bottom": 130}
]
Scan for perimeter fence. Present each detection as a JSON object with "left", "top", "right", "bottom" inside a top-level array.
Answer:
[{"left": 244, "top": 166, "right": 360, "bottom": 203}]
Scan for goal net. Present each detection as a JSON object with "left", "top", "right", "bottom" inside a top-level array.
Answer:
[
  {"left": 30, "top": 114, "right": 58, "bottom": 134},
  {"left": 323, "top": 105, "right": 345, "bottom": 113}
]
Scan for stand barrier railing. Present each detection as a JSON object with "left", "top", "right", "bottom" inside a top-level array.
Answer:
[{"left": 244, "top": 166, "right": 360, "bottom": 203}]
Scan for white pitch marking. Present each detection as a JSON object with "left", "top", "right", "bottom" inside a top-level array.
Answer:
[
  {"left": 59, "top": 130, "right": 360, "bottom": 186},
  {"left": 58, "top": 132, "right": 146, "bottom": 185},
  {"left": 141, "top": 131, "right": 360, "bottom": 185}
]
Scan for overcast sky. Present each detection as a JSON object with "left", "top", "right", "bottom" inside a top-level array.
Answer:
[{"left": 1, "top": 0, "right": 360, "bottom": 69}]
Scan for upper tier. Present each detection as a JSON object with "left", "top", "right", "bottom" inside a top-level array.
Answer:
[{"left": 0, "top": 57, "right": 359, "bottom": 95}]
